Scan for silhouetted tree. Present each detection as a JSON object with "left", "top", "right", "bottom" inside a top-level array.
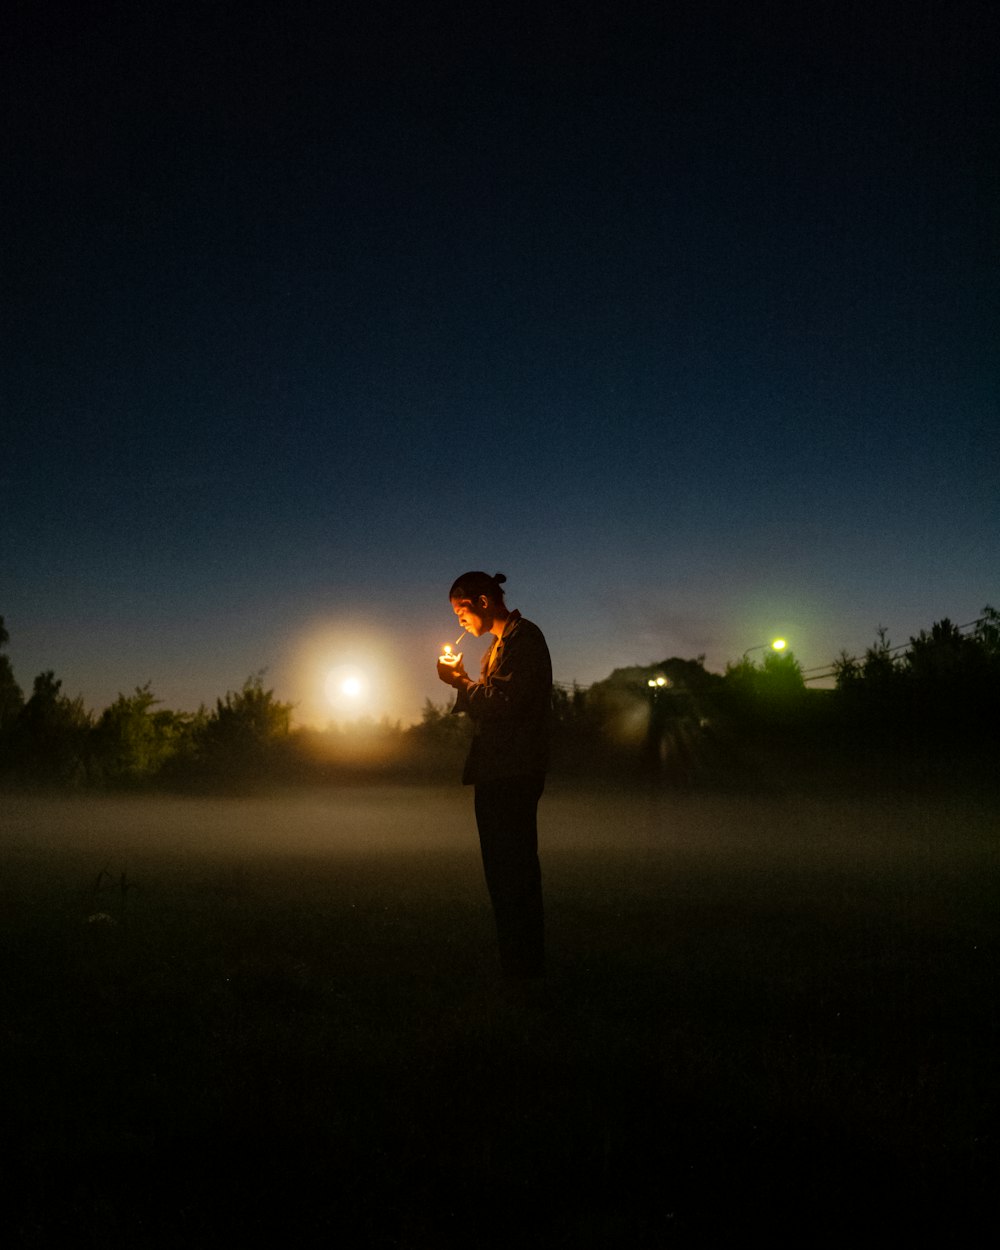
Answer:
[
  {"left": 9, "top": 671, "right": 92, "bottom": 786},
  {"left": 973, "top": 604, "right": 1000, "bottom": 657},
  {"left": 904, "top": 614, "right": 999, "bottom": 736},
  {"left": 192, "top": 672, "right": 294, "bottom": 785},
  {"left": 831, "top": 626, "right": 909, "bottom": 745},
  {"left": 412, "top": 698, "right": 471, "bottom": 748},
  {"left": 392, "top": 698, "right": 472, "bottom": 777},
  {"left": 832, "top": 608, "right": 1000, "bottom": 757},
  {"left": 723, "top": 648, "right": 805, "bottom": 719},
  {"left": 0, "top": 615, "right": 25, "bottom": 742},
  {"left": 833, "top": 626, "right": 903, "bottom": 694},
  {"left": 90, "top": 683, "right": 191, "bottom": 785},
  {"left": 907, "top": 618, "right": 982, "bottom": 683},
  {"left": 759, "top": 648, "right": 804, "bottom": 693}
]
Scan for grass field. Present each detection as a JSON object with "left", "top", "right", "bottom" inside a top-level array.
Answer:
[{"left": 2, "top": 782, "right": 997, "bottom": 1245}]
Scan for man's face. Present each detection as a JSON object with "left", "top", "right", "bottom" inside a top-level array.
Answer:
[{"left": 452, "top": 596, "right": 492, "bottom": 638}]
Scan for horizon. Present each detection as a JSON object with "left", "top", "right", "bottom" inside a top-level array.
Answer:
[{"left": 2, "top": 603, "right": 993, "bottom": 731}]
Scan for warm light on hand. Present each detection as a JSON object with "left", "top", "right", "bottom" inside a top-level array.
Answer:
[
  {"left": 440, "top": 631, "right": 466, "bottom": 661},
  {"left": 436, "top": 642, "right": 467, "bottom": 689}
]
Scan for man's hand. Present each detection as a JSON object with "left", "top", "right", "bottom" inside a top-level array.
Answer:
[{"left": 437, "top": 652, "right": 469, "bottom": 688}]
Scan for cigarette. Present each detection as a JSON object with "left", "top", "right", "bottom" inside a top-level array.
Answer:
[{"left": 441, "top": 632, "right": 466, "bottom": 658}]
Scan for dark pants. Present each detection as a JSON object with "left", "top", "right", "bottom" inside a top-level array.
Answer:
[{"left": 474, "top": 775, "right": 545, "bottom": 978}]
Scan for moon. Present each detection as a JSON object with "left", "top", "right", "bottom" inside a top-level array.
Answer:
[{"left": 325, "top": 668, "right": 368, "bottom": 708}]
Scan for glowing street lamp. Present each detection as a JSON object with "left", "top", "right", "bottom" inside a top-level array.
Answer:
[
  {"left": 742, "top": 638, "right": 788, "bottom": 661},
  {"left": 647, "top": 675, "right": 670, "bottom": 688}
]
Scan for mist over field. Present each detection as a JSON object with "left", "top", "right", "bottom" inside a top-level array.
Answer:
[
  {"left": 7, "top": 781, "right": 996, "bottom": 859},
  {"left": 3, "top": 783, "right": 997, "bottom": 1244}
]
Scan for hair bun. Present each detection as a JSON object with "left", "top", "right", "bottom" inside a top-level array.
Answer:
[{"left": 448, "top": 570, "right": 508, "bottom": 602}]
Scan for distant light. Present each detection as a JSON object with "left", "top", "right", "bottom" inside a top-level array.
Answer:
[
  {"left": 742, "top": 637, "right": 791, "bottom": 662},
  {"left": 325, "top": 668, "right": 368, "bottom": 708},
  {"left": 656, "top": 676, "right": 667, "bottom": 686},
  {"left": 647, "top": 679, "right": 657, "bottom": 687}
]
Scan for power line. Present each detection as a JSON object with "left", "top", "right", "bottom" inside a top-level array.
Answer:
[
  {"left": 802, "top": 615, "right": 988, "bottom": 684},
  {"left": 557, "top": 615, "right": 991, "bottom": 691}
]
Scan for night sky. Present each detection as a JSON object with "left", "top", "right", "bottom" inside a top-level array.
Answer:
[{"left": 3, "top": 1, "right": 996, "bottom": 727}]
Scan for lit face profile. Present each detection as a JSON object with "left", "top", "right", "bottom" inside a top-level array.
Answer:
[{"left": 451, "top": 596, "right": 490, "bottom": 638}]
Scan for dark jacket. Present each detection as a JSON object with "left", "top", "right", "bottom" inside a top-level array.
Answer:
[{"left": 452, "top": 610, "right": 552, "bottom": 785}]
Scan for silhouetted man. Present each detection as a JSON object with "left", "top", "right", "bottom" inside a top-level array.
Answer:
[{"left": 437, "top": 571, "right": 551, "bottom": 980}]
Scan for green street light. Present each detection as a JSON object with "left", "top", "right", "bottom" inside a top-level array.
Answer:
[{"left": 743, "top": 638, "right": 789, "bottom": 661}]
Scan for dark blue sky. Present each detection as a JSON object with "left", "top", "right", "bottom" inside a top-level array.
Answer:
[{"left": 3, "top": 1, "right": 996, "bottom": 725}]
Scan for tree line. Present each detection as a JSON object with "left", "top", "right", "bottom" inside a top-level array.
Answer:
[{"left": 0, "top": 608, "right": 996, "bottom": 791}]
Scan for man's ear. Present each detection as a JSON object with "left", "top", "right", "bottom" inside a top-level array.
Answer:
[{"left": 478, "top": 595, "right": 490, "bottom": 611}]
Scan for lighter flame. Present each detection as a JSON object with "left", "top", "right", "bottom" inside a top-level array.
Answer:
[{"left": 439, "top": 630, "right": 466, "bottom": 661}]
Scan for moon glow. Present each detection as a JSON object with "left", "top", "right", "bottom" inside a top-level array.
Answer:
[{"left": 325, "top": 668, "right": 367, "bottom": 708}]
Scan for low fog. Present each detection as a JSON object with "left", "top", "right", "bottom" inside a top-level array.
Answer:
[{"left": 3, "top": 783, "right": 993, "bottom": 871}]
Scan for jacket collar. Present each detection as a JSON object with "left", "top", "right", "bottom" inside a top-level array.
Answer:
[
  {"left": 502, "top": 609, "right": 520, "bottom": 632},
  {"left": 484, "top": 610, "right": 520, "bottom": 674},
  {"left": 495, "top": 609, "right": 521, "bottom": 645}
]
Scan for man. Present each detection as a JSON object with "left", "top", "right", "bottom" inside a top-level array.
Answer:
[{"left": 437, "top": 571, "right": 551, "bottom": 980}]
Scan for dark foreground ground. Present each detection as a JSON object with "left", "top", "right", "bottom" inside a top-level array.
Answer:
[{"left": 1, "top": 783, "right": 997, "bottom": 1246}]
